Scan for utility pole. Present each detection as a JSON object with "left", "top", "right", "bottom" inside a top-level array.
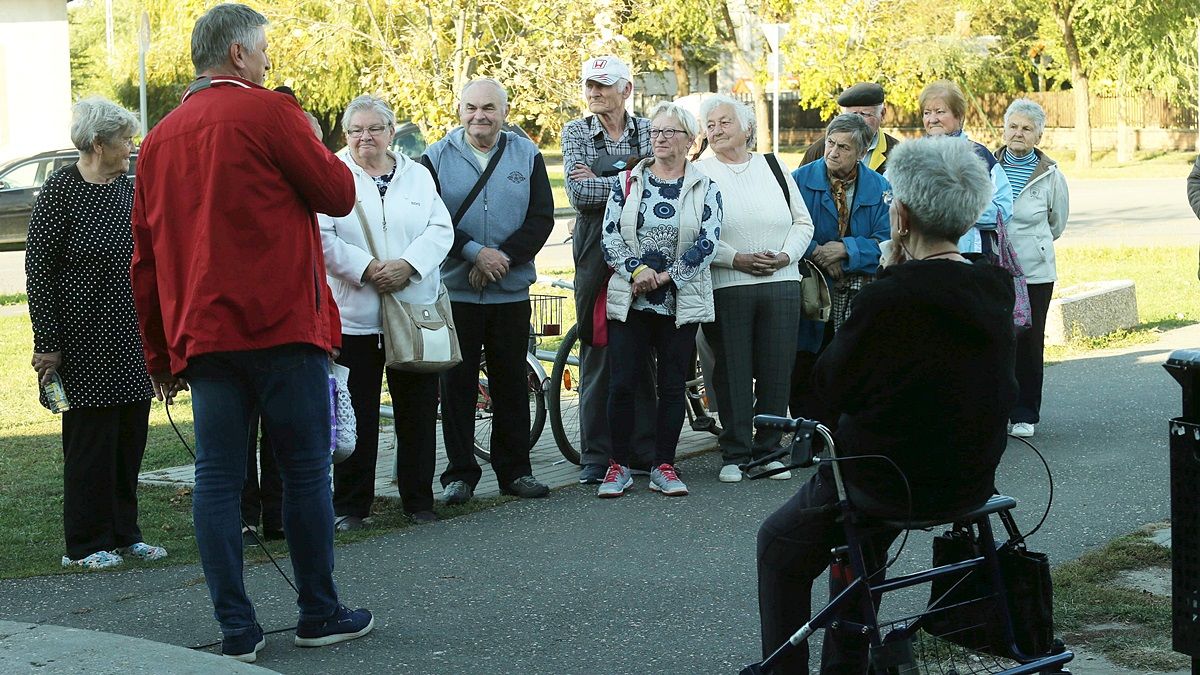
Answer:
[
  {"left": 761, "top": 23, "right": 789, "bottom": 156},
  {"left": 105, "top": 0, "right": 114, "bottom": 65},
  {"left": 138, "top": 12, "right": 150, "bottom": 135}
]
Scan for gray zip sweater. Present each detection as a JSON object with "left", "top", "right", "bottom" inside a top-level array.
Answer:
[{"left": 420, "top": 128, "right": 554, "bottom": 304}]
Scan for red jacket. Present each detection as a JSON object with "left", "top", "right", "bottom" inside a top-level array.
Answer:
[{"left": 132, "top": 76, "right": 354, "bottom": 375}]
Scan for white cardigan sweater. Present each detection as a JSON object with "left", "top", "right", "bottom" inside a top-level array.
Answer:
[
  {"left": 318, "top": 150, "right": 454, "bottom": 335},
  {"left": 695, "top": 153, "right": 814, "bottom": 290}
]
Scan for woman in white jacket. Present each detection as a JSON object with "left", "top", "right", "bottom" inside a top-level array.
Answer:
[
  {"left": 319, "top": 96, "right": 454, "bottom": 528},
  {"left": 995, "top": 98, "right": 1069, "bottom": 439}
]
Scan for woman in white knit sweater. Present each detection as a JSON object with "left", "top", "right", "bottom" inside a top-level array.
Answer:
[{"left": 695, "top": 94, "right": 814, "bottom": 483}]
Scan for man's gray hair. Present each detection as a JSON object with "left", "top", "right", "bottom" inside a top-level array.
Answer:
[
  {"left": 191, "top": 3, "right": 268, "bottom": 75},
  {"left": 825, "top": 113, "right": 872, "bottom": 155},
  {"left": 460, "top": 78, "right": 509, "bottom": 107},
  {"left": 647, "top": 101, "right": 699, "bottom": 138},
  {"left": 341, "top": 95, "right": 396, "bottom": 132},
  {"left": 887, "top": 136, "right": 991, "bottom": 242},
  {"left": 1003, "top": 98, "right": 1047, "bottom": 136},
  {"left": 70, "top": 97, "right": 139, "bottom": 154},
  {"left": 698, "top": 94, "right": 755, "bottom": 147}
]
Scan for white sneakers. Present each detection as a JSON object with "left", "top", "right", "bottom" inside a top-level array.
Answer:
[
  {"left": 719, "top": 464, "right": 743, "bottom": 483},
  {"left": 721, "top": 461, "right": 794, "bottom": 482},
  {"left": 759, "top": 460, "right": 793, "bottom": 480},
  {"left": 1011, "top": 422, "right": 1035, "bottom": 438}
]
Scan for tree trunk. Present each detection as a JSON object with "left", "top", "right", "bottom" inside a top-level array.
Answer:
[
  {"left": 671, "top": 41, "right": 690, "bottom": 98},
  {"left": 1054, "top": 1, "right": 1091, "bottom": 168},
  {"left": 748, "top": 81, "right": 771, "bottom": 153}
]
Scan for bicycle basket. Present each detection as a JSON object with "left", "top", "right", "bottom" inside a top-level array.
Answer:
[{"left": 530, "top": 294, "right": 566, "bottom": 337}]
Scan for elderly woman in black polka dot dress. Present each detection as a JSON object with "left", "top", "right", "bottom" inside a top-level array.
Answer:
[{"left": 26, "top": 97, "right": 168, "bottom": 570}]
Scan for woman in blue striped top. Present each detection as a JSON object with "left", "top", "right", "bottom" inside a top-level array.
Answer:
[{"left": 994, "top": 98, "right": 1070, "bottom": 439}]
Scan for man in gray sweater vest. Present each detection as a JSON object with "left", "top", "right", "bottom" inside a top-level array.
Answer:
[{"left": 420, "top": 78, "right": 555, "bottom": 503}]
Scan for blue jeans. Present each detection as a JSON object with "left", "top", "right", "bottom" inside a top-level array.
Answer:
[{"left": 186, "top": 344, "right": 339, "bottom": 636}]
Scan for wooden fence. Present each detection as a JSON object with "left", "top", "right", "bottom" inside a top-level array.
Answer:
[{"left": 634, "top": 90, "right": 1197, "bottom": 150}]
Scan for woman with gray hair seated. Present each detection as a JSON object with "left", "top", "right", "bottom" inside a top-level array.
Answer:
[
  {"left": 995, "top": 98, "right": 1069, "bottom": 439},
  {"left": 27, "top": 97, "right": 167, "bottom": 569},
  {"left": 597, "top": 101, "right": 722, "bottom": 498},
  {"left": 788, "top": 113, "right": 890, "bottom": 422},
  {"left": 694, "top": 94, "right": 813, "bottom": 484},
  {"left": 756, "top": 136, "right": 1017, "bottom": 673}
]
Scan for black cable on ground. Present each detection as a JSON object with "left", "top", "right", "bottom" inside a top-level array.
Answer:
[{"left": 163, "top": 400, "right": 302, "bottom": 649}]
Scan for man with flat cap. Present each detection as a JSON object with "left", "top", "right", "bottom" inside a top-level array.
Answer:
[{"left": 799, "top": 83, "right": 900, "bottom": 174}]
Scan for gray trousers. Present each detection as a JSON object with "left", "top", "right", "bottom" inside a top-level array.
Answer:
[
  {"left": 703, "top": 281, "right": 801, "bottom": 464},
  {"left": 573, "top": 209, "right": 655, "bottom": 468}
]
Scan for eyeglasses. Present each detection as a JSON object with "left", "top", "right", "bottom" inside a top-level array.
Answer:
[
  {"left": 848, "top": 110, "right": 879, "bottom": 120},
  {"left": 649, "top": 127, "right": 687, "bottom": 139},
  {"left": 347, "top": 125, "right": 390, "bottom": 138}
]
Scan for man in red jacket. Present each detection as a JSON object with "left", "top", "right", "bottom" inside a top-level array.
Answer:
[{"left": 131, "top": 3, "right": 372, "bottom": 663}]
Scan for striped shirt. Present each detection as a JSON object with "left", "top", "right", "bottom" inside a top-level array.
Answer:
[{"left": 1000, "top": 148, "right": 1038, "bottom": 199}]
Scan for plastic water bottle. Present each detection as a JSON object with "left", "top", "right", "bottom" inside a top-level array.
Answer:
[{"left": 42, "top": 372, "right": 70, "bottom": 414}]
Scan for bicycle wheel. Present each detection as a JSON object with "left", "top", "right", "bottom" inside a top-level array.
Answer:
[
  {"left": 472, "top": 357, "right": 547, "bottom": 463},
  {"left": 548, "top": 324, "right": 582, "bottom": 464},
  {"left": 686, "top": 351, "right": 720, "bottom": 435}
]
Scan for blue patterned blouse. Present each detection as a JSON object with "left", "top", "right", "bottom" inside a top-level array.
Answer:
[{"left": 601, "top": 171, "right": 721, "bottom": 316}]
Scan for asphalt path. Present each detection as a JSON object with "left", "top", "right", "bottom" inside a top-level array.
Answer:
[
  {"left": 2, "top": 322, "right": 1196, "bottom": 673},
  {"left": 1, "top": 177, "right": 1197, "bottom": 294}
]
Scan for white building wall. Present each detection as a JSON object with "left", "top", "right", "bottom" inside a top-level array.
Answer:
[{"left": 0, "top": 0, "right": 73, "bottom": 163}]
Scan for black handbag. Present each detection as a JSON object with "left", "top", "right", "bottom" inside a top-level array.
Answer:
[{"left": 924, "top": 509, "right": 1055, "bottom": 658}]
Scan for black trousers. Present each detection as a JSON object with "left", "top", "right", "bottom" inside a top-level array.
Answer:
[
  {"left": 608, "top": 310, "right": 698, "bottom": 466},
  {"left": 61, "top": 399, "right": 151, "bottom": 559},
  {"left": 440, "top": 300, "right": 533, "bottom": 489},
  {"left": 241, "top": 417, "right": 282, "bottom": 533},
  {"left": 757, "top": 467, "right": 898, "bottom": 674},
  {"left": 335, "top": 333, "right": 438, "bottom": 516},
  {"left": 789, "top": 321, "right": 835, "bottom": 420},
  {"left": 1011, "top": 282, "right": 1054, "bottom": 425}
]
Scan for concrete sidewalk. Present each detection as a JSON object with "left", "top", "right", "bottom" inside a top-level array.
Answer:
[
  {"left": 1, "top": 323, "right": 1197, "bottom": 673},
  {"left": 0, "top": 620, "right": 270, "bottom": 674}
]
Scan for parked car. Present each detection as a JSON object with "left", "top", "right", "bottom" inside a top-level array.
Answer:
[{"left": 0, "top": 149, "right": 137, "bottom": 248}]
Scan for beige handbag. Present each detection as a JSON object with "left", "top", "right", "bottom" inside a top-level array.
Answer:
[
  {"left": 800, "top": 259, "right": 832, "bottom": 322},
  {"left": 352, "top": 202, "right": 462, "bottom": 373}
]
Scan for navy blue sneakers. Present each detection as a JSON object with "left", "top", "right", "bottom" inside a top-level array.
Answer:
[
  {"left": 294, "top": 604, "right": 374, "bottom": 647},
  {"left": 222, "top": 623, "right": 265, "bottom": 663}
]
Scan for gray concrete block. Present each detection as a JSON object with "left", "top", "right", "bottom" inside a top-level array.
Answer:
[{"left": 1045, "top": 280, "right": 1138, "bottom": 345}]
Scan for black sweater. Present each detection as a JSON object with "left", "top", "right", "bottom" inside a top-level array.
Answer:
[{"left": 812, "top": 256, "right": 1017, "bottom": 518}]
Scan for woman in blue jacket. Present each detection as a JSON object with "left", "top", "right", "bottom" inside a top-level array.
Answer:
[{"left": 789, "top": 114, "right": 890, "bottom": 418}]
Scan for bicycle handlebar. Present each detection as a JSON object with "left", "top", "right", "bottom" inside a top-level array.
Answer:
[{"left": 745, "top": 415, "right": 832, "bottom": 479}]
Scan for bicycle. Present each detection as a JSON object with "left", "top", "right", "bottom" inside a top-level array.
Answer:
[
  {"left": 546, "top": 289, "right": 720, "bottom": 466},
  {"left": 741, "top": 414, "right": 1074, "bottom": 675}
]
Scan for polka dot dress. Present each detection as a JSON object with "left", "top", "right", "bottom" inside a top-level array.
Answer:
[{"left": 25, "top": 164, "right": 153, "bottom": 409}]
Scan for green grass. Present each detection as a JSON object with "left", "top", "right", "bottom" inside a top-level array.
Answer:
[
  {"left": 1052, "top": 525, "right": 1186, "bottom": 671},
  {"left": 0, "top": 292, "right": 26, "bottom": 306},
  {"left": 0, "top": 311, "right": 510, "bottom": 579},
  {"left": 1045, "top": 246, "right": 1199, "bottom": 360}
]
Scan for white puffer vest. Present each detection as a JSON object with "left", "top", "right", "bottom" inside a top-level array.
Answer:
[{"left": 606, "top": 159, "right": 716, "bottom": 326}]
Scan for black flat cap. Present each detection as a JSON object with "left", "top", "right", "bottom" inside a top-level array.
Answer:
[{"left": 837, "top": 83, "right": 885, "bottom": 107}]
